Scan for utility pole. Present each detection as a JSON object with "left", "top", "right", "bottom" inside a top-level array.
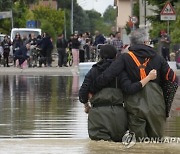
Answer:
[
  {"left": 11, "top": 0, "right": 14, "bottom": 28},
  {"left": 144, "top": 0, "right": 146, "bottom": 28},
  {"left": 71, "top": 0, "right": 74, "bottom": 34},
  {"left": 130, "top": 0, "right": 133, "bottom": 16},
  {"left": 64, "top": 10, "right": 67, "bottom": 39}
]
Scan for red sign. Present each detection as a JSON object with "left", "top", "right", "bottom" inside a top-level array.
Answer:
[{"left": 160, "top": 2, "right": 176, "bottom": 15}]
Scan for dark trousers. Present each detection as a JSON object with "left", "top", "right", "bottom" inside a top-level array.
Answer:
[
  {"left": 39, "top": 56, "right": 46, "bottom": 66},
  {"left": 3, "top": 50, "right": 10, "bottom": 67},
  {"left": 84, "top": 45, "right": 90, "bottom": 61},
  {"left": 162, "top": 47, "right": 170, "bottom": 61},
  {"left": 14, "top": 55, "right": 26, "bottom": 66},
  {"left": 46, "top": 48, "right": 52, "bottom": 67},
  {"left": 79, "top": 49, "right": 85, "bottom": 62},
  {"left": 58, "top": 48, "right": 67, "bottom": 67}
]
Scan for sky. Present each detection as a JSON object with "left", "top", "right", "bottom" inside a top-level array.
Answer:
[{"left": 77, "top": 0, "right": 114, "bottom": 15}]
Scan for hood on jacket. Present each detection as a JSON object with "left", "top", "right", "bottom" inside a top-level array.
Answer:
[
  {"left": 92, "top": 59, "right": 114, "bottom": 71},
  {"left": 128, "top": 44, "right": 157, "bottom": 58}
]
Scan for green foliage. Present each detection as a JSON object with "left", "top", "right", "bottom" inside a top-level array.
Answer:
[
  {"left": 85, "top": 10, "right": 102, "bottom": 34},
  {"left": 146, "top": 0, "right": 180, "bottom": 45},
  {"left": 133, "top": 2, "right": 139, "bottom": 20},
  {"left": 0, "top": 19, "right": 11, "bottom": 34},
  {"left": 125, "top": 22, "right": 131, "bottom": 35},
  {"left": 13, "top": 1, "right": 29, "bottom": 28},
  {"left": 57, "top": 0, "right": 71, "bottom": 9},
  {"left": 73, "top": 3, "right": 89, "bottom": 34},
  {"left": 0, "top": 0, "right": 14, "bottom": 34},
  {"left": 171, "top": 2, "right": 180, "bottom": 44},
  {"left": 26, "top": 10, "right": 34, "bottom": 20},
  {"left": 95, "top": 18, "right": 112, "bottom": 36},
  {"left": 0, "top": 0, "right": 12, "bottom": 11},
  {"left": 33, "top": 5, "right": 64, "bottom": 36},
  {"left": 149, "top": 22, "right": 166, "bottom": 38},
  {"left": 124, "top": 2, "right": 139, "bottom": 35},
  {"left": 0, "top": 0, "right": 117, "bottom": 38},
  {"left": 103, "top": 5, "right": 116, "bottom": 25},
  {"left": 41, "top": 20, "right": 56, "bottom": 42}
]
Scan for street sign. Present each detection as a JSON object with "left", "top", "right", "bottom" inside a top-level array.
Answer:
[
  {"left": 0, "top": 11, "right": 12, "bottom": 19},
  {"left": 26, "top": 20, "right": 37, "bottom": 28},
  {"left": 160, "top": 2, "right": 176, "bottom": 20},
  {"left": 131, "top": 16, "right": 138, "bottom": 24}
]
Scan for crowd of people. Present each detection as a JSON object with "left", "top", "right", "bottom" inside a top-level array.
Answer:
[
  {"left": 0, "top": 28, "right": 174, "bottom": 69},
  {"left": 0, "top": 32, "right": 53, "bottom": 68},
  {"left": 0, "top": 30, "right": 124, "bottom": 68}
]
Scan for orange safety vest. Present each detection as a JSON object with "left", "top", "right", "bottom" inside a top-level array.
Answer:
[{"left": 128, "top": 51, "right": 150, "bottom": 80}]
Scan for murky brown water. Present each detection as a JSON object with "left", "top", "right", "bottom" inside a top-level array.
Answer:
[
  {"left": 0, "top": 75, "right": 180, "bottom": 153},
  {"left": 0, "top": 75, "right": 87, "bottom": 138}
]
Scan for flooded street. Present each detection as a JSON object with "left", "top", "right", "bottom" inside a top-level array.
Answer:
[
  {"left": 0, "top": 75, "right": 87, "bottom": 138},
  {"left": 0, "top": 74, "right": 180, "bottom": 153}
]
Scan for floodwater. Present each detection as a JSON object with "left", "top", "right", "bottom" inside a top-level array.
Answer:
[
  {"left": 0, "top": 75, "right": 87, "bottom": 138},
  {"left": 0, "top": 75, "right": 180, "bottom": 153}
]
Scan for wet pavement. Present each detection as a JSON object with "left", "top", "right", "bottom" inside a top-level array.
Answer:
[{"left": 0, "top": 67, "right": 179, "bottom": 153}]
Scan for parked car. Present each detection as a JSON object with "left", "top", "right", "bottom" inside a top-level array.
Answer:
[{"left": 10, "top": 28, "right": 41, "bottom": 42}]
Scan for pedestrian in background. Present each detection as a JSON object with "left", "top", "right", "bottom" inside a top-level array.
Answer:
[
  {"left": 12, "top": 33, "right": 23, "bottom": 66},
  {"left": 71, "top": 34, "right": 80, "bottom": 67},
  {"left": 111, "top": 31, "right": 123, "bottom": 55},
  {"left": 93, "top": 30, "right": 106, "bottom": 46},
  {"left": 78, "top": 33, "right": 86, "bottom": 62},
  {"left": 57, "top": 33, "right": 68, "bottom": 67},
  {"left": 41, "top": 33, "right": 53, "bottom": 67},
  {"left": 2, "top": 35, "right": 11, "bottom": 67},
  {"left": 14, "top": 43, "right": 31, "bottom": 69},
  {"left": 160, "top": 31, "right": 171, "bottom": 61}
]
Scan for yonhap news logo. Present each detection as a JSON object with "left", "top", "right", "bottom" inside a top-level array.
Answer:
[
  {"left": 122, "top": 131, "right": 136, "bottom": 148},
  {"left": 122, "top": 131, "right": 180, "bottom": 148}
]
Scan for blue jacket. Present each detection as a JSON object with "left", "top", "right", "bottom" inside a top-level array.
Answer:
[{"left": 14, "top": 46, "right": 29, "bottom": 59}]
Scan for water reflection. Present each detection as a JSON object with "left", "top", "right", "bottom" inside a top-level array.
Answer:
[
  {"left": 0, "top": 75, "right": 179, "bottom": 139},
  {"left": 0, "top": 75, "right": 88, "bottom": 138}
]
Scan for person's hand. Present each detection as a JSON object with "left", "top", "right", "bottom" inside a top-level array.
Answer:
[
  {"left": 84, "top": 103, "right": 91, "bottom": 114},
  {"left": 88, "top": 93, "right": 93, "bottom": 99},
  {"left": 148, "top": 69, "right": 157, "bottom": 80}
]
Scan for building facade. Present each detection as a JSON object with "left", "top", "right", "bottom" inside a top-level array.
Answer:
[
  {"left": 30, "top": 0, "right": 58, "bottom": 10},
  {"left": 114, "top": 0, "right": 134, "bottom": 44},
  {"left": 114, "top": 0, "right": 156, "bottom": 44}
]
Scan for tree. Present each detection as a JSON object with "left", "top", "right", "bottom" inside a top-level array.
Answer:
[
  {"left": 13, "top": 0, "right": 39, "bottom": 6},
  {"left": 0, "top": 0, "right": 12, "bottom": 11},
  {"left": 13, "top": 1, "right": 29, "bottom": 28},
  {"left": 73, "top": 3, "right": 89, "bottom": 34},
  {"left": 146, "top": 0, "right": 180, "bottom": 45},
  {"left": 57, "top": 0, "right": 71, "bottom": 9},
  {"left": 33, "top": 5, "right": 64, "bottom": 36},
  {"left": 85, "top": 10, "right": 101, "bottom": 34},
  {"left": 103, "top": 5, "right": 116, "bottom": 25},
  {"left": 171, "top": 2, "right": 180, "bottom": 44},
  {"left": 0, "top": 0, "right": 39, "bottom": 34},
  {"left": 41, "top": 19, "right": 56, "bottom": 42}
]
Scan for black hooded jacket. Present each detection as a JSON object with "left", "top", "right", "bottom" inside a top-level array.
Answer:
[
  {"left": 79, "top": 59, "right": 142, "bottom": 104},
  {"left": 94, "top": 44, "right": 178, "bottom": 92}
]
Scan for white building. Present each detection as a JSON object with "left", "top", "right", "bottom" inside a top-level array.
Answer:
[{"left": 114, "top": 0, "right": 157, "bottom": 44}]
